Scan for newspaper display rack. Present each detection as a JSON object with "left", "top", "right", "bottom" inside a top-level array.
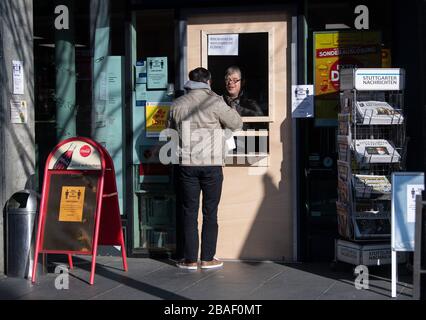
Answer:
[{"left": 334, "top": 68, "right": 407, "bottom": 267}]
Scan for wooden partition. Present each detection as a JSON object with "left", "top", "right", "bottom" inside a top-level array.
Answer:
[{"left": 187, "top": 12, "right": 293, "bottom": 261}]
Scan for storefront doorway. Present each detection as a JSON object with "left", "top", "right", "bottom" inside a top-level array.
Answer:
[
  {"left": 130, "top": 8, "right": 294, "bottom": 261},
  {"left": 186, "top": 11, "right": 293, "bottom": 261}
]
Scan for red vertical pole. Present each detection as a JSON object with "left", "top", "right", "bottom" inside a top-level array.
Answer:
[
  {"left": 102, "top": 144, "right": 128, "bottom": 272},
  {"left": 68, "top": 254, "right": 73, "bottom": 270},
  {"left": 31, "top": 168, "right": 51, "bottom": 283},
  {"left": 110, "top": 153, "right": 128, "bottom": 272},
  {"left": 89, "top": 173, "right": 105, "bottom": 285},
  {"left": 31, "top": 219, "right": 42, "bottom": 283},
  {"left": 89, "top": 246, "right": 98, "bottom": 285},
  {"left": 120, "top": 230, "right": 128, "bottom": 271}
]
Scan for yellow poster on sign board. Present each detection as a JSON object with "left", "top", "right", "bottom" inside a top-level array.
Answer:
[
  {"left": 313, "top": 31, "right": 381, "bottom": 126},
  {"left": 59, "top": 186, "right": 86, "bottom": 222},
  {"left": 145, "top": 102, "right": 171, "bottom": 137}
]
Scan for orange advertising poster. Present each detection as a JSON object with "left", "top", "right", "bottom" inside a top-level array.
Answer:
[
  {"left": 145, "top": 102, "right": 171, "bottom": 137},
  {"left": 59, "top": 186, "right": 86, "bottom": 222},
  {"left": 314, "top": 31, "right": 381, "bottom": 126}
]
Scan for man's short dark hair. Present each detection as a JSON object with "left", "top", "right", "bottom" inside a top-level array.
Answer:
[{"left": 189, "top": 67, "right": 211, "bottom": 84}]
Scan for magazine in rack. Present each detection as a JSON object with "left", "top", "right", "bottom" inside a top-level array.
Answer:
[
  {"left": 352, "top": 139, "right": 401, "bottom": 164},
  {"left": 355, "top": 101, "right": 403, "bottom": 125},
  {"left": 337, "top": 69, "right": 405, "bottom": 244},
  {"left": 336, "top": 201, "right": 352, "bottom": 239},
  {"left": 338, "top": 113, "right": 351, "bottom": 136},
  {"left": 337, "top": 160, "right": 350, "bottom": 183},
  {"left": 338, "top": 141, "right": 350, "bottom": 162},
  {"left": 353, "top": 218, "right": 391, "bottom": 237},
  {"left": 335, "top": 68, "right": 405, "bottom": 262},
  {"left": 337, "top": 135, "right": 350, "bottom": 162},
  {"left": 352, "top": 200, "right": 391, "bottom": 238},
  {"left": 352, "top": 174, "right": 391, "bottom": 198}
]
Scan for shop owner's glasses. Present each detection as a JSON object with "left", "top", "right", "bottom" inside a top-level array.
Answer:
[{"left": 225, "top": 78, "right": 241, "bottom": 84}]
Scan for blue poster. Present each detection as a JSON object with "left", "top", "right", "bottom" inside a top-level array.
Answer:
[
  {"left": 391, "top": 172, "right": 425, "bottom": 251},
  {"left": 93, "top": 56, "right": 125, "bottom": 213},
  {"left": 147, "top": 57, "right": 168, "bottom": 89}
]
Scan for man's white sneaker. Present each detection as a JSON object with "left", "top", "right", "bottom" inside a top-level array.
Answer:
[
  {"left": 200, "top": 258, "right": 223, "bottom": 269},
  {"left": 176, "top": 260, "right": 198, "bottom": 270}
]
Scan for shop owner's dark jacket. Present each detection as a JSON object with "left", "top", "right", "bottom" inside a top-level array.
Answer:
[
  {"left": 223, "top": 92, "right": 264, "bottom": 117},
  {"left": 168, "top": 81, "right": 243, "bottom": 166}
]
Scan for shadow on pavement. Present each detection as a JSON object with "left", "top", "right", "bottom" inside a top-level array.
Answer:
[
  {"left": 272, "top": 261, "right": 413, "bottom": 299},
  {"left": 48, "top": 255, "right": 190, "bottom": 300}
]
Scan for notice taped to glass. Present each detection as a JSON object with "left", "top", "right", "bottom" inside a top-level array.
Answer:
[{"left": 10, "top": 99, "right": 27, "bottom": 124}]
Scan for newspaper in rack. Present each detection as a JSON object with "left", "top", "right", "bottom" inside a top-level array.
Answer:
[
  {"left": 352, "top": 174, "right": 391, "bottom": 198},
  {"left": 352, "top": 139, "right": 401, "bottom": 163},
  {"left": 355, "top": 101, "right": 403, "bottom": 125},
  {"left": 338, "top": 142, "right": 350, "bottom": 162},
  {"left": 355, "top": 200, "right": 390, "bottom": 216},
  {"left": 337, "top": 179, "right": 350, "bottom": 203},
  {"left": 337, "top": 135, "right": 350, "bottom": 162},
  {"left": 354, "top": 217, "right": 391, "bottom": 237},
  {"left": 336, "top": 201, "right": 352, "bottom": 239},
  {"left": 337, "top": 160, "right": 350, "bottom": 182},
  {"left": 338, "top": 113, "right": 351, "bottom": 136}
]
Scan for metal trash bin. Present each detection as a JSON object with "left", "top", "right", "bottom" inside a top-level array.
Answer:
[{"left": 5, "top": 190, "right": 40, "bottom": 278}]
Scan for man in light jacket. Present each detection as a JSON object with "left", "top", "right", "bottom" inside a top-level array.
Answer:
[{"left": 168, "top": 67, "right": 242, "bottom": 269}]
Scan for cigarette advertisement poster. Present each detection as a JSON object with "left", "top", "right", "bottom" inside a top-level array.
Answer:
[
  {"left": 313, "top": 31, "right": 381, "bottom": 126},
  {"left": 145, "top": 102, "right": 171, "bottom": 137}
]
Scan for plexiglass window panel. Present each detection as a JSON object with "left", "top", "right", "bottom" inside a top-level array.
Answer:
[{"left": 208, "top": 32, "right": 269, "bottom": 119}]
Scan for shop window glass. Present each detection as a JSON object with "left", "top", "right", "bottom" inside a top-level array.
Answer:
[
  {"left": 207, "top": 32, "right": 270, "bottom": 166},
  {"left": 208, "top": 32, "right": 269, "bottom": 121}
]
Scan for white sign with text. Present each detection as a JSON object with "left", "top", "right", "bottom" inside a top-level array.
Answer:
[
  {"left": 354, "top": 68, "right": 405, "bottom": 91},
  {"left": 208, "top": 34, "right": 238, "bottom": 56},
  {"left": 12, "top": 60, "right": 24, "bottom": 95},
  {"left": 292, "top": 85, "right": 314, "bottom": 118}
]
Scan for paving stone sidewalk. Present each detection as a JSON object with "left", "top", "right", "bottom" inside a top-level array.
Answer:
[{"left": 0, "top": 256, "right": 414, "bottom": 300}]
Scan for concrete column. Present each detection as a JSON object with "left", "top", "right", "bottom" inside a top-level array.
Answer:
[
  {"left": 90, "top": 0, "right": 110, "bottom": 139},
  {"left": 55, "top": 0, "right": 76, "bottom": 140},
  {"left": 90, "top": 0, "right": 110, "bottom": 56},
  {"left": 0, "top": 0, "right": 34, "bottom": 275}
]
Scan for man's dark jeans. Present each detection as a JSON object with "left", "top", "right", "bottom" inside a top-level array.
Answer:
[{"left": 178, "top": 166, "right": 223, "bottom": 262}]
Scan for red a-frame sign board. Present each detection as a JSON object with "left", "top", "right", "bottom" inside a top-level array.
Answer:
[{"left": 32, "top": 137, "right": 128, "bottom": 285}]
